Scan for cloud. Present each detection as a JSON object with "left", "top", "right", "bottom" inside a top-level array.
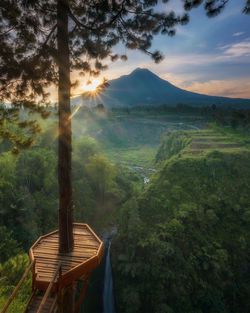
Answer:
[
  {"left": 159, "top": 70, "right": 250, "bottom": 99},
  {"left": 219, "top": 39, "right": 250, "bottom": 58},
  {"left": 183, "top": 79, "right": 250, "bottom": 99},
  {"left": 233, "top": 32, "right": 245, "bottom": 37},
  {"left": 160, "top": 72, "right": 198, "bottom": 88}
]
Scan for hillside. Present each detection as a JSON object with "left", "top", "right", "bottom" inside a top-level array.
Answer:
[
  {"left": 155, "top": 128, "right": 250, "bottom": 163},
  {"left": 72, "top": 68, "right": 250, "bottom": 108},
  {"left": 112, "top": 129, "right": 250, "bottom": 313}
]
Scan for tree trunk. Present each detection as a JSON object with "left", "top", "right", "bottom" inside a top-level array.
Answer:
[
  {"left": 57, "top": 0, "right": 75, "bottom": 311},
  {"left": 57, "top": 0, "right": 74, "bottom": 254}
]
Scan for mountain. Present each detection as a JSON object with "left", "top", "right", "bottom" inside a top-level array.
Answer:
[{"left": 72, "top": 68, "right": 250, "bottom": 108}]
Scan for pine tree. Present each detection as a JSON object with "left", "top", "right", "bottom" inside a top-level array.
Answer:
[{"left": 0, "top": 1, "right": 249, "bottom": 311}]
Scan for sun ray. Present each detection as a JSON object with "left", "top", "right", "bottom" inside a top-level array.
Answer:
[{"left": 68, "top": 105, "right": 81, "bottom": 120}]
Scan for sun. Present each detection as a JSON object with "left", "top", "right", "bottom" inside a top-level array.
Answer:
[{"left": 83, "top": 79, "right": 101, "bottom": 92}]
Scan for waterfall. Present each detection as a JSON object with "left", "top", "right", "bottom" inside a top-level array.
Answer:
[{"left": 103, "top": 240, "right": 116, "bottom": 313}]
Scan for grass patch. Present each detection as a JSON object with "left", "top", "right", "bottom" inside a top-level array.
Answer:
[
  {"left": 211, "top": 123, "right": 250, "bottom": 142},
  {"left": 103, "top": 146, "right": 156, "bottom": 167}
]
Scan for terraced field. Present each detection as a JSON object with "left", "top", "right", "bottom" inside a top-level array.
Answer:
[{"left": 183, "top": 129, "right": 250, "bottom": 156}]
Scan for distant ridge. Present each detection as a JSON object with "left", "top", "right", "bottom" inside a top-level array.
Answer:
[{"left": 72, "top": 68, "right": 250, "bottom": 108}]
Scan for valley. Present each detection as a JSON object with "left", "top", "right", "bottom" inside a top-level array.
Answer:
[
  {"left": 72, "top": 110, "right": 205, "bottom": 166},
  {"left": 1, "top": 106, "right": 250, "bottom": 313}
]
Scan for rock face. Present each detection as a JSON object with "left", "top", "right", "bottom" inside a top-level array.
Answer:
[{"left": 72, "top": 68, "right": 250, "bottom": 108}]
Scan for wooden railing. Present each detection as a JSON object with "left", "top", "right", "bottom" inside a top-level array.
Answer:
[
  {"left": 37, "top": 263, "right": 61, "bottom": 313},
  {"left": 0, "top": 260, "right": 35, "bottom": 313}
]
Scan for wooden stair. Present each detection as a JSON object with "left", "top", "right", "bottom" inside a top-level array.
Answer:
[{"left": 25, "top": 293, "right": 57, "bottom": 313}]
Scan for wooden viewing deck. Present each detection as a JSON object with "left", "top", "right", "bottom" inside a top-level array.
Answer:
[{"left": 1, "top": 223, "right": 104, "bottom": 313}]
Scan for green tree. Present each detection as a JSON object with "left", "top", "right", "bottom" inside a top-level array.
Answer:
[
  {"left": 16, "top": 149, "right": 58, "bottom": 235},
  {"left": 72, "top": 136, "right": 98, "bottom": 223},
  {"left": 0, "top": 254, "right": 31, "bottom": 313},
  {"left": 86, "top": 155, "right": 116, "bottom": 203},
  {"left": 0, "top": 153, "right": 19, "bottom": 233},
  {"left": 0, "top": 148, "right": 58, "bottom": 249},
  {"left": 0, "top": 227, "right": 22, "bottom": 264},
  {"left": 73, "top": 136, "right": 99, "bottom": 163},
  {"left": 155, "top": 131, "right": 191, "bottom": 164}
]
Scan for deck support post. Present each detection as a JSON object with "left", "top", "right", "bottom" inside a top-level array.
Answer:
[
  {"left": 74, "top": 273, "right": 91, "bottom": 313},
  {"left": 62, "top": 283, "right": 76, "bottom": 313}
]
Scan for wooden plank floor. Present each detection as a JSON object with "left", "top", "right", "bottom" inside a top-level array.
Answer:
[{"left": 32, "top": 225, "right": 100, "bottom": 282}]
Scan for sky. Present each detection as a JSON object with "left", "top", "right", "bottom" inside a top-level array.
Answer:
[{"left": 72, "top": 0, "right": 250, "bottom": 100}]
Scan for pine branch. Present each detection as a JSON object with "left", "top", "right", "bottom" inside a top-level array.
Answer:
[
  {"left": 0, "top": 26, "right": 16, "bottom": 36},
  {"left": 69, "top": 0, "right": 127, "bottom": 33},
  {"left": 43, "top": 24, "right": 57, "bottom": 47},
  {"left": 68, "top": 10, "right": 97, "bottom": 31},
  {"left": 243, "top": 0, "right": 250, "bottom": 14},
  {"left": 107, "top": 0, "right": 127, "bottom": 26}
]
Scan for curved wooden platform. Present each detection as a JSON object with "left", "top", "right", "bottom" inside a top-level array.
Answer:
[
  {"left": 30, "top": 223, "right": 103, "bottom": 291},
  {"left": 1, "top": 223, "right": 103, "bottom": 313}
]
